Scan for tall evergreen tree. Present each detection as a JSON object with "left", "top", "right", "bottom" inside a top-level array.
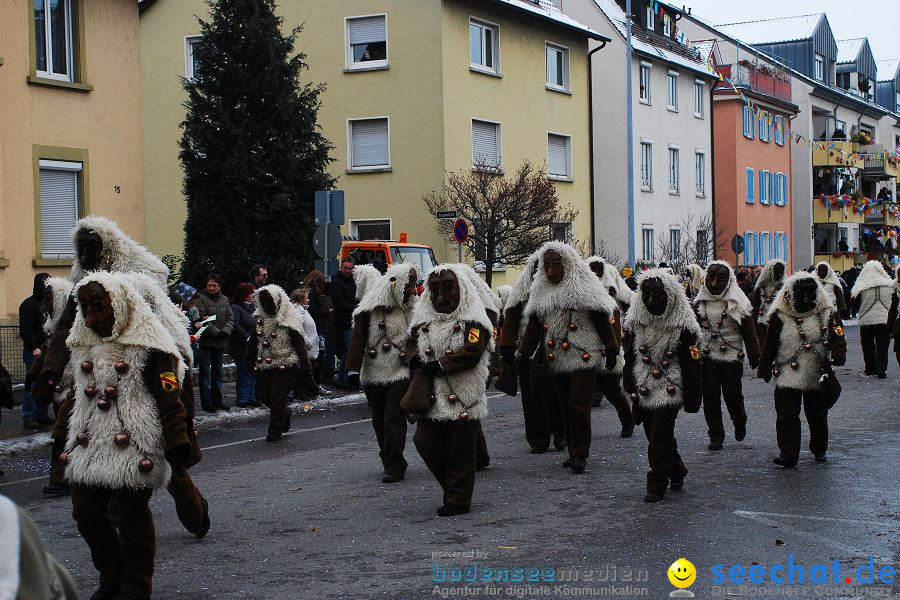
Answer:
[{"left": 180, "top": 0, "right": 334, "bottom": 293}]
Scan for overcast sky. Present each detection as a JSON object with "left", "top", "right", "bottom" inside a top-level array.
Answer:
[{"left": 682, "top": 0, "right": 898, "bottom": 65}]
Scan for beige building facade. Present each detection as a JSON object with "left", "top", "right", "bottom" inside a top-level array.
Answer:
[
  {"left": 139, "top": 0, "right": 601, "bottom": 285},
  {"left": 0, "top": 0, "right": 144, "bottom": 321}
]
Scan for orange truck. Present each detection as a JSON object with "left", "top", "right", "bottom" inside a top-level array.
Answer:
[{"left": 340, "top": 239, "right": 437, "bottom": 280}]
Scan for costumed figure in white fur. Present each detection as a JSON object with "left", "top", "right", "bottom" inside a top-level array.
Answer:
[
  {"left": 353, "top": 264, "right": 382, "bottom": 302},
  {"left": 694, "top": 261, "right": 761, "bottom": 451},
  {"left": 64, "top": 272, "right": 192, "bottom": 600},
  {"left": 850, "top": 261, "right": 894, "bottom": 378},
  {"left": 498, "top": 255, "right": 564, "bottom": 454},
  {"left": 246, "top": 285, "right": 311, "bottom": 442},
  {"left": 751, "top": 259, "right": 786, "bottom": 347},
  {"left": 405, "top": 264, "right": 492, "bottom": 516},
  {"left": 622, "top": 268, "right": 703, "bottom": 503},
  {"left": 757, "top": 272, "right": 847, "bottom": 467},
  {"left": 815, "top": 261, "right": 847, "bottom": 314},
  {"left": 346, "top": 263, "right": 418, "bottom": 483},
  {"left": 586, "top": 256, "right": 635, "bottom": 437},
  {"left": 684, "top": 264, "right": 705, "bottom": 300},
  {"left": 518, "top": 243, "right": 620, "bottom": 474}
]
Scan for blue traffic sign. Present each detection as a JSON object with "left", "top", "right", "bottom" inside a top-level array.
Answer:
[
  {"left": 453, "top": 218, "right": 469, "bottom": 244},
  {"left": 314, "top": 190, "right": 345, "bottom": 226}
]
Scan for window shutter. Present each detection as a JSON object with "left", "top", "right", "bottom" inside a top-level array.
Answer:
[
  {"left": 548, "top": 134, "right": 568, "bottom": 177},
  {"left": 348, "top": 16, "right": 386, "bottom": 45},
  {"left": 783, "top": 175, "right": 788, "bottom": 206},
  {"left": 350, "top": 119, "right": 389, "bottom": 167},
  {"left": 39, "top": 168, "right": 78, "bottom": 258},
  {"left": 783, "top": 234, "right": 789, "bottom": 263},
  {"left": 472, "top": 120, "right": 499, "bottom": 167},
  {"left": 746, "top": 168, "right": 754, "bottom": 202}
]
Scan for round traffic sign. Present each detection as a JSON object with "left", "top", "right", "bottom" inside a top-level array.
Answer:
[{"left": 453, "top": 218, "right": 469, "bottom": 244}]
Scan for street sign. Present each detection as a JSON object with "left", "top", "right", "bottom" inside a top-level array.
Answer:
[
  {"left": 314, "top": 190, "right": 345, "bottom": 226},
  {"left": 731, "top": 234, "right": 745, "bottom": 255},
  {"left": 436, "top": 210, "right": 458, "bottom": 220},
  {"left": 453, "top": 218, "right": 469, "bottom": 244},
  {"left": 314, "top": 259, "right": 340, "bottom": 276},
  {"left": 313, "top": 223, "right": 342, "bottom": 259}
]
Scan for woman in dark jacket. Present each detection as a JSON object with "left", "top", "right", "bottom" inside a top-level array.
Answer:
[
  {"left": 230, "top": 283, "right": 259, "bottom": 407},
  {"left": 304, "top": 271, "right": 334, "bottom": 386}
]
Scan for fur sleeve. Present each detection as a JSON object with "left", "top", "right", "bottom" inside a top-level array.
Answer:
[{"left": 144, "top": 351, "right": 191, "bottom": 466}]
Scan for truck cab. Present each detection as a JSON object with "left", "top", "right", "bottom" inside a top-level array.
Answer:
[{"left": 341, "top": 239, "right": 437, "bottom": 280}]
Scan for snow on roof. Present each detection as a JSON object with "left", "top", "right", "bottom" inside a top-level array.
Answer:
[
  {"left": 877, "top": 59, "right": 900, "bottom": 82},
  {"left": 836, "top": 38, "right": 865, "bottom": 64},
  {"left": 716, "top": 14, "right": 823, "bottom": 45},
  {"left": 592, "top": 0, "right": 713, "bottom": 76},
  {"left": 488, "top": 0, "right": 603, "bottom": 39}
]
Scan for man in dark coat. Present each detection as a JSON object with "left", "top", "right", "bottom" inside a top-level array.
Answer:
[
  {"left": 19, "top": 272, "right": 51, "bottom": 429},
  {"left": 329, "top": 258, "right": 359, "bottom": 388},
  {"left": 194, "top": 274, "right": 234, "bottom": 412}
]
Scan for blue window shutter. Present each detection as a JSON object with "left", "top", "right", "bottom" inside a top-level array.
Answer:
[
  {"left": 744, "top": 233, "right": 751, "bottom": 265},
  {"left": 783, "top": 234, "right": 789, "bottom": 265},
  {"left": 746, "top": 168, "right": 754, "bottom": 202},
  {"left": 783, "top": 175, "right": 788, "bottom": 206}
]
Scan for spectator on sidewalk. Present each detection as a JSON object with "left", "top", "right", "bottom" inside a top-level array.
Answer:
[
  {"left": 230, "top": 283, "right": 259, "bottom": 407},
  {"left": 329, "top": 258, "right": 359, "bottom": 389},
  {"left": 195, "top": 274, "right": 234, "bottom": 412},
  {"left": 304, "top": 270, "right": 335, "bottom": 386},
  {"left": 291, "top": 288, "right": 321, "bottom": 401},
  {"left": 18, "top": 272, "right": 51, "bottom": 430},
  {"left": 250, "top": 264, "right": 268, "bottom": 289}
]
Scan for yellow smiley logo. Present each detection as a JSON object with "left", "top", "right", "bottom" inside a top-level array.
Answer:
[{"left": 668, "top": 558, "right": 696, "bottom": 588}]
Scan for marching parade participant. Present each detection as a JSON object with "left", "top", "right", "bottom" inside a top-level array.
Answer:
[
  {"left": 851, "top": 260, "right": 894, "bottom": 379},
  {"left": 623, "top": 268, "right": 702, "bottom": 502},
  {"left": 246, "top": 285, "right": 311, "bottom": 442},
  {"left": 586, "top": 256, "right": 634, "bottom": 437},
  {"left": 751, "top": 259, "right": 786, "bottom": 346},
  {"left": 353, "top": 264, "right": 382, "bottom": 302},
  {"left": 405, "top": 264, "right": 492, "bottom": 516},
  {"left": 518, "top": 243, "right": 619, "bottom": 474},
  {"left": 758, "top": 272, "right": 847, "bottom": 466},
  {"left": 684, "top": 264, "right": 705, "bottom": 300},
  {"left": 346, "top": 263, "right": 418, "bottom": 483},
  {"left": 693, "top": 261, "right": 760, "bottom": 451},
  {"left": 815, "top": 261, "right": 848, "bottom": 314}
]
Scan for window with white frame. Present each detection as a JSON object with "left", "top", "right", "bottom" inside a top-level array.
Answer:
[
  {"left": 814, "top": 55, "right": 824, "bottom": 81},
  {"left": 34, "top": 0, "right": 75, "bottom": 81},
  {"left": 774, "top": 115, "right": 785, "bottom": 145},
  {"left": 642, "top": 227, "right": 655, "bottom": 262},
  {"left": 668, "top": 147, "right": 679, "bottom": 193},
  {"left": 546, "top": 44, "right": 569, "bottom": 91},
  {"left": 472, "top": 119, "right": 501, "bottom": 170},
  {"left": 547, "top": 133, "right": 571, "bottom": 179},
  {"left": 348, "top": 118, "right": 390, "bottom": 170},
  {"left": 743, "top": 231, "right": 753, "bottom": 265},
  {"left": 645, "top": 5, "right": 654, "bottom": 30},
  {"left": 666, "top": 71, "right": 678, "bottom": 110},
  {"left": 694, "top": 152, "right": 705, "bottom": 196},
  {"left": 662, "top": 14, "right": 671, "bottom": 37},
  {"left": 640, "top": 141, "right": 652, "bottom": 189},
  {"left": 759, "top": 170, "right": 769, "bottom": 204},
  {"left": 550, "top": 222, "right": 573, "bottom": 243},
  {"left": 346, "top": 15, "right": 387, "bottom": 68},
  {"left": 694, "top": 81, "right": 704, "bottom": 117},
  {"left": 351, "top": 219, "right": 391, "bottom": 240},
  {"left": 696, "top": 229, "right": 709, "bottom": 263},
  {"left": 835, "top": 119, "right": 846, "bottom": 138},
  {"left": 469, "top": 19, "right": 498, "bottom": 73},
  {"left": 772, "top": 173, "right": 781, "bottom": 205},
  {"left": 639, "top": 63, "right": 651, "bottom": 103},
  {"left": 745, "top": 167, "right": 755, "bottom": 203},
  {"left": 39, "top": 160, "right": 82, "bottom": 258},
  {"left": 669, "top": 228, "right": 681, "bottom": 261},
  {"left": 742, "top": 105, "right": 755, "bottom": 139},
  {"left": 185, "top": 36, "right": 202, "bottom": 79},
  {"left": 758, "top": 111, "right": 770, "bottom": 142}
]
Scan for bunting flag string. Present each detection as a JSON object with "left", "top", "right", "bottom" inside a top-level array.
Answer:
[{"left": 818, "top": 194, "right": 900, "bottom": 219}]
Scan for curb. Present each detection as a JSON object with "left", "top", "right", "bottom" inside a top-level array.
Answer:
[{"left": 0, "top": 393, "right": 367, "bottom": 458}]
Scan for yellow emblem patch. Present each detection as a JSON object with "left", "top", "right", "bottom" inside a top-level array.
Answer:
[
  {"left": 610, "top": 314, "right": 616, "bottom": 324},
  {"left": 467, "top": 328, "right": 481, "bottom": 344},
  {"left": 833, "top": 325, "right": 844, "bottom": 337},
  {"left": 492, "top": 327, "right": 499, "bottom": 339},
  {"left": 689, "top": 345, "right": 700, "bottom": 360},
  {"left": 159, "top": 372, "right": 179, "bottom": 393}
]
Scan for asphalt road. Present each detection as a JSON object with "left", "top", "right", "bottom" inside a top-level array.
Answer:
[{"left": 0, "top": 326, "right": 897, "bottom": 600}]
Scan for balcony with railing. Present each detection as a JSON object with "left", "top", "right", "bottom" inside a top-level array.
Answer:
[{"left": 715, "top": 62, "right": 791, "bottom": 103}]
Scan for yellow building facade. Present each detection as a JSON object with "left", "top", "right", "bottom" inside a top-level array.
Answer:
[
  {"left": 0, "top": 0, "right": 144, "bottom": 321},
  {"left": 139, "top": 0, "right": 598, "bottom": 286}
]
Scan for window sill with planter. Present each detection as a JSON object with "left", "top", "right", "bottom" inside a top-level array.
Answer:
[
  {"left": 26, "top": 75, "right": 92, "bottom": 92},
  {"left": 472, "top": 166, "right": 504, "bottom": 176},
  {"left": 32, "top": 258, "right": 74, "bottom": 268},
  {"left": 346, "top": 166, "right": 392, "bottom": 174}
]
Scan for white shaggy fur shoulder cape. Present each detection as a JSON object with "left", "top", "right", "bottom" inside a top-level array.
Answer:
[
  {"left": 850, "top": 260, "right": 892, "bottom": 298},
  {"left": 411, "top": 264, "right": 493, "bottom": 332},
  {"left": 766, "top": 272, "right": 831, "bottom": 320},
  {"left": 625, "top": 269, "right": 701, "bottom": 340},
  {"left": 353, "top": 265, "right": 382, "bottom": 302},
  {"left": 754, "top": 259, "right": 786, "bottom": 292},
  {"left": 121, "top": 273, "right": 194, "bottom": 369},
  {"left": 42, "top": 277, "right": 74, "bottom": 336},
  {"left": 69, "top": 215, "right": 169, "bottom": 287},
  {"left": 355, "top": 263, "right": 418, "bottom": 316},
  {"left": 693, "top": 260, "right": 751, "bottom": 322},
  {"left": 505, "top": 254, "right": 539, "bottom": 311},
  {"left": 253, "top": 284, "right": 306, "bottom": 336},
  {"left": 586, "top": 255, "right": 636, "bottom": 306},
  {"left": 524, "top": 243, "right": 616, "bottom": 320}
]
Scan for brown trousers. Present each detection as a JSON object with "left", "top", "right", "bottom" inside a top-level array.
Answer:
[
  {"left": 702, "top": 361, "right": 747, "bottom": 444},
  {"left": 593, "top": 373, "right": 634, "bottom": 429},
  {"left": 774, "top": 387, "right": 828, "bottom": 460},
  {"left": 756, "top": 322, "right": 768, "bottom": 351},
  {"left": 641, "top": 405, "right": 687, "bottom": 496},
  {"left": 72, "top": 486, "right": 155, "bottom": 597},
  {"left": 552, "top": 369, "right": 598, "bottom": 459},
  {"left": 258, "top": 367, "right": 297, "bottom": 437},
  {"left": 366, "top": 379, "right": 409, "bottom": 477},
  {"left": 521, "top": 357, "right": 563, "bottom": 450},
  {"left": 860, "top": 324, "right": 891, "bottom": 375},
  {"left": 414, "top": 419, "right": 479, "bottom": 509}
]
